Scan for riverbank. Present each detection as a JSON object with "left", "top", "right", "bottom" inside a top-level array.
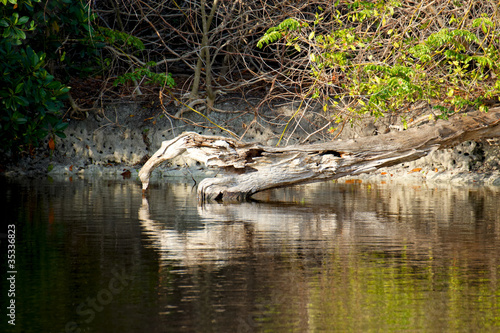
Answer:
[{"left": 3, "top": 99, "right": 500, "bottom": 187}]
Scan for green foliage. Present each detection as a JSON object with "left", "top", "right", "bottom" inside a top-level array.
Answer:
[
  {"left": 404, "top": 28, "right": 498, "bottom": 113},
  {"left": 81, "top": 26, "right": 151, "bottom": 78},
  {"left": 358, "top": 64, "right": 424, "bottom": 118},
  {"left": 257, "top": 18, "right": 305, "bottom": 48},
  {"left": 96, "top": 26, "right": 145, "bottom": 51},
  {"left": 0, "top": 0, "right": 158, "bottom": 153},
  {"left": 0, "top": 0, "right": 177, "bottom": 154},
  {"left": 114, "top": 63, "right": 176, "bottom": 88},
  {"left": 258, "top": 1, "right": 500, "bottom": 125},
  {"left": 0, "top": 0, "right": 73, "bottom": 152},
  {"left": 93, "top": 28, "right": 176, "bottom": 96},
  {"left": 351, "top": 26, "right": 499, "bottom": 119},
  {"left": 27, "top": 0, "right": 98, "bottom": 78}
]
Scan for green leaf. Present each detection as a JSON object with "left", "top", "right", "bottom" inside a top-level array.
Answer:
[
  {"left": 14, "top": 82, "right": 24, "bottom": 94},
  {"left": 257, "top": 31, "right": 283, "bottom": 48},
  {"left": 5, "top": 97, "right": 12, "bottom": 110},
  {"left": 14, "top": 28, "right": 26, "bottom": 40},
  {"left": 17, "top": 16, "right": 29, "bottom": 25},
  {"left": 277, "top": 18, "right": 302, "bottom": 31},
  {"left": 26, "top": 47, "right": 38, "bottom": 65},
  {"left": 14, "top": 96, "right": 29, "bottom": 106},
  {"left": 46, "top": 81, "right": 62, "bottom": 90},
  {"left": 3, "top": 27, "right": 12, "bottom": 38},
  {"left": 54, "top": 122, "right": 69, "bottom": 131}
]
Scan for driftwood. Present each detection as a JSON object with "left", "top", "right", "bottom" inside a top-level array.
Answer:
[{"left": 139, "top": 108, "right": 500, "bottom": 202}]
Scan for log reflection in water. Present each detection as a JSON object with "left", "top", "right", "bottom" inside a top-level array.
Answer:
[
  {"left": 139, "top": 196, "right": 339, "bottom": 266},
  {"left": 138, "top": 182, "right": 500, "bottom": 271}
]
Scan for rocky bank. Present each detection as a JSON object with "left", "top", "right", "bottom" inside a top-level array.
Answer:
[{"left": 3, "top": 99, "right": 500, "bottom": 187}]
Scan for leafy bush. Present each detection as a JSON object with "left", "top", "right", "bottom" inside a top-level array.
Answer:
[
  {"left": 0, "top": 0, "right": 73, "bottom": 153},
  {"left": 0, "top": 42, "right": 70, "bottom": 148},
  {"left": 0, "top": 0, "right": 179, "bottom": 156},
  {"left": 114, "top": 63, "right": 176, "bottom": 89},
  {"left": 258, "top": 1, "right": 500, "bottom": 129},
  {"left": 0, "top": 0, "right": 103, "bottom": 153}
]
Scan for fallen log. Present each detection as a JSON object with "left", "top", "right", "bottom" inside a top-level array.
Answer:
[{"left": 139, "top": 108, "right": 500, "bottom": 202}]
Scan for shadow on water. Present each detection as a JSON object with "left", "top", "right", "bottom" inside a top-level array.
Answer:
[{"left": 1, "top": 177, "right": 500, "bottom": 332}]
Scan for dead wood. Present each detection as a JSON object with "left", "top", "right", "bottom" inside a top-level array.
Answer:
[{"left": 139, "top": 108, "right": 500, "bottom": 202}]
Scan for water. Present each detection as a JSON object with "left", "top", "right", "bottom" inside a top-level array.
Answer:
[{"left": 1, "top": 177, "right": 500, "bottom": 332}]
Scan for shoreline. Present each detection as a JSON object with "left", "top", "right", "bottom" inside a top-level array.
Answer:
[
  {"left": 3, "top": 161, "right": 500, "bottom": 190},
  {"left": 3, "top": 100, "right": 500, "bottom": 188}
]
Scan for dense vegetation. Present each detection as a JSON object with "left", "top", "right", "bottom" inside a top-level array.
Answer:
[
  {"left": 1, "top": 0, "right": 499, "bottom": 153},
  {"left": 1, "top": 0, "right": 73, "bottom": 152},
  {"left": 257, "top": 1, "right": 500, "bottom": 132}
]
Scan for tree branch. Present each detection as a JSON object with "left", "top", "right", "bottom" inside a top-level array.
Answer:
[{"left": 139, "top": 108, "right": 500, "bottom": 202}]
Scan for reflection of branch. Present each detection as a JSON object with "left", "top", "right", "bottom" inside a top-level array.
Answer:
[
  {"left": 138, "top": 192, "right": 340, "bottom": 267},
  {"left": 138, "top": 196, "right": 152, "bottom": 223}
]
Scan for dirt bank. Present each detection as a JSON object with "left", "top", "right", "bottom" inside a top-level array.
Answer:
[{"left": 3, "top": 99, "right": 500, "bottom": 186}]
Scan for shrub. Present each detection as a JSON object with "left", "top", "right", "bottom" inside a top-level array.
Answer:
[
  {"left": 258, "top": 1, "right": 500, "bottom": 130},
  {"left": 0, "top": 0, "right": 91, "bottom": 153}
]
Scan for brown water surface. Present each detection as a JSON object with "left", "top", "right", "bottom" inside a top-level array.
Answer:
[{"left": 1, "top": 177, "right": 499, "bottom": 332}]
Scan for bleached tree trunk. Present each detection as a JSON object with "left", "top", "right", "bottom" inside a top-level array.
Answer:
[{"left": 139, "top": 108, "right": 500, "bottom": 202}]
